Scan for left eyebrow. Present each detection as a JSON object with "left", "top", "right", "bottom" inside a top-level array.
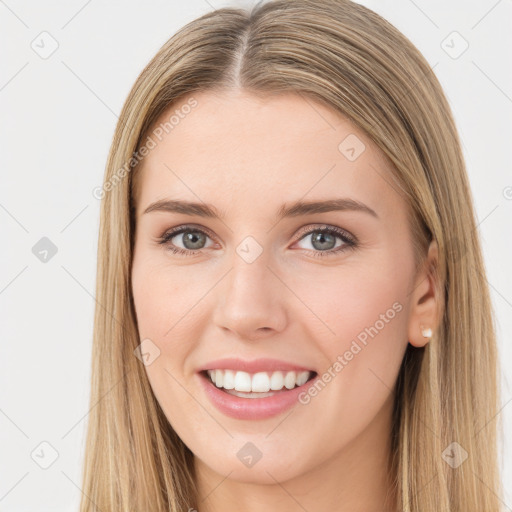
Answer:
[
  {"left": 277, "top": 198, "right": 378, "bottom": 219},
  {"left": 142, "top": 198, "right": 378, "bottom": 220}
]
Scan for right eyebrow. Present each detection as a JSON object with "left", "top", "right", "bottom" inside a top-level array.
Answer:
[{"left": 143, "top": 199, "right": 224, "bottom": 218}]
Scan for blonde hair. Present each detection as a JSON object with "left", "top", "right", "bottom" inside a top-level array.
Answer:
[{"left": 80, "top": 1, "right": 504, "bottom": 510}]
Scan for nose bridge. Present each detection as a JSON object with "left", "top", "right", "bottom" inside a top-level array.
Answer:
[
  {"left": 225, "top": 229, "right": 273, "bottom": 297},
  {"left": 224, "top": 244, "right": 275, "bottom": 311},
  {"left": 228, "top": 248, "right": 271, "bottom": 300},
  {"left": 212, "top": 242, "right": 287, "bottom": 338}
]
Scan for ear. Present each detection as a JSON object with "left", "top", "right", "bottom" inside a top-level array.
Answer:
[{"left": 407, "top": 240, "right": 440, "bottom": 348}]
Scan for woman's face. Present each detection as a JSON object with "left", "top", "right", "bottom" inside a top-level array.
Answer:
[{"left": 131, "top": 90, "right": 434, "bottom": 486}]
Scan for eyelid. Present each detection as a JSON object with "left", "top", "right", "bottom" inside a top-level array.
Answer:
[
  {"left": 162, "top": 223, "right": 217, "bottom": 240},
  {"left": 293, "top": 223, "right": 357, "bottom": 244}
]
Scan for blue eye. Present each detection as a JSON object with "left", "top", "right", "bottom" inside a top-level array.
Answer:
[
  {"left": 157, "top": 224, "right": 357, "bottom": 258},
  {"left": 157, "top": 226, "right": 215, "bottom": 256},
  {"left": 294, "top": 225, "right": 357, "bottom": 257}
]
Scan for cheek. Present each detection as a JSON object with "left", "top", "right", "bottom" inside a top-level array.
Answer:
[
  {"left": 331, "top": 275, "right": 407, "bottom": 355},
  {"left": 299, "top": 256, "right": 409, "bottom": 414},
  {"left": 131, "top": 250, "right": 202, "bottom": 340},
  {"left": 130, "top": 246, "right": 220, "bottom": 378},
  {"left": 131, "top": 256, "right": 205, "bottom": 435},
  {"left": 301, "top": 254, "right": 408, "bottom": 346},
  {"left": 131, "top": 254, "right": 193, "bottom": 393}
]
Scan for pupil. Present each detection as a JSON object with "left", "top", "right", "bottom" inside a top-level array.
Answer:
[
  {"left": 184, "top": 231, "right": 206, "bottom": 250},
  {"left": 312, "top": 232, "right": 335, "bottom": 250}
]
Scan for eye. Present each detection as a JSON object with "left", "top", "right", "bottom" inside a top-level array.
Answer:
[
  {"left": 293, "top": 224, "right": 357, "bottom": 258},
  {"left": 157, "top": 225, "right": 215, "bottom": 256},
  {"left": 156, "top": 223, "right": 357, "bottom": 258}
]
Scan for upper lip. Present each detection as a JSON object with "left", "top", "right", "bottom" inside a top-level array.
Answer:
[{"left": 197, "top": 357, "right": 315, "bottom": 374}]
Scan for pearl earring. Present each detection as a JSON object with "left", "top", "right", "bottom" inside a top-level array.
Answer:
[{"left": 421, "top": 326, "right": 433, "bottom": 339}]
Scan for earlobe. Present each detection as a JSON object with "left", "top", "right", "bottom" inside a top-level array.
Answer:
[
  {"left": 420, "top": 325, "right": 433, "bottom": 339},
  {"left": 407, "top": 240, "right": 439, "bottom": 348},
  {"left": 409, "top": 324, "right": 434, "bottom": 348}
]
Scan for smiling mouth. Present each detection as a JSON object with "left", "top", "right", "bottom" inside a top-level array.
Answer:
[{"left": 200, "top": 369, "right": 318, "bottom": 398}]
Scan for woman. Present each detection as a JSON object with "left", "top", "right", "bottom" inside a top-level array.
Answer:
[{"left": 81, "top": 1, "right": 504, "bottom": 510}]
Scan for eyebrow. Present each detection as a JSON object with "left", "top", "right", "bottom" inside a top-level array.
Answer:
[{"left": 143, "top": 197, "right": 378, "bottom": 220}]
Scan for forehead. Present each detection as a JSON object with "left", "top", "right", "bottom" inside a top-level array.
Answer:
[{"left": 134, "top": 90, "right": 402, "bottom": 218}]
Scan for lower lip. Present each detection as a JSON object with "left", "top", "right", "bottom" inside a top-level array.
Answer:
[{"left": 198, "top": 371, "right": 318, "bottom": 420}]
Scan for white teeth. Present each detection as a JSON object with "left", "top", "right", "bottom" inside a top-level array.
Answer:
[
  {"left": 205, "top": 369, "right": 312, "bottom": 392},
  {"left": 296, "top": 370, "right": 309, "bottom": 386},
  {"left": 252, "top": 372, "right": 271, "bottom": 392},
  {"left": 234, "top": 371, "right": 252, "bottom": 392},
  {"left": 270, "top": 371, "right": 284, "bottom": 390},
  {"left": 284, "top": 371, "right": 296, "bottom": 390},
  {"left": 222, "top": 369, "right": 235, "bottom": 389}
]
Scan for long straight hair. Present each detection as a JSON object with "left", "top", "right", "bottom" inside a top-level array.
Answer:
[{"left": 80, "top": 1, "right": 503, "bottom": 510}]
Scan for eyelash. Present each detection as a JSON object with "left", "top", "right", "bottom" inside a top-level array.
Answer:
[{"left": 156, "top": 224, "right": 357, "bottom": 258}]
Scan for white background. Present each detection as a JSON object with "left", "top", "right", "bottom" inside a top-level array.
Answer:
[{"left": 1, "top": 0, "right": 511, "bottom": 510}]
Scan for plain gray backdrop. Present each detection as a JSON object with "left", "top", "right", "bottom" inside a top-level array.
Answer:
[{"left": 1, "top": 0, "right": 511, "bottom": 510}]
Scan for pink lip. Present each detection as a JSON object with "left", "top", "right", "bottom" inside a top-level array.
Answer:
[
  {"left": 197, "top": 357, "right": 314, "bottom": 374},
  {"left": 197, "top": 370, "right": 319, "bottom": 420}
]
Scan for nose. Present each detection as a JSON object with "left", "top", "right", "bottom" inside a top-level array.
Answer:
[{"left": 211, "top": 253, "right": 288, "bottom": 341}]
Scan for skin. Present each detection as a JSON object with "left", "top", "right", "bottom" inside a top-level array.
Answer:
[{"left": 131, "top": 89, "right": 440, "bottom": 512}]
